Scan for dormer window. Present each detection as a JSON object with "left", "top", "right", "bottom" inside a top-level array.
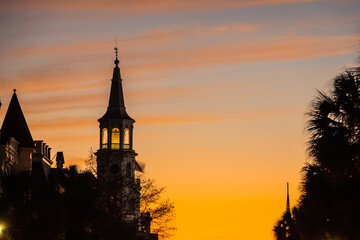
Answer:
[
  {"left": 111, "top": 128, "right": 120, "bottom": 150},
  {"left": 102, "top": 128, "right": 108, "bottom": 149},
  {"left": 124, "top": 128, "right": 130, "bottom": 149}
]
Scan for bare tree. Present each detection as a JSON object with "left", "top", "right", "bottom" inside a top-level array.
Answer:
[
  {"left": 139, "top": 176, "right": 176, "bottom": 240},
  {"left": 84, "top": 149, "right": 97, "bottom": 177},
  {"left": 85, "top": 152, "right": 176, "bottom": 239}
]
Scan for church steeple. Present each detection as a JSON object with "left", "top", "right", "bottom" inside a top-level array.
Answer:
[
  {"left": 99, "top": 48, "right": 134, "bottom": 121},
  {"left": 286, "top": 182, "right": 290, "bottom": 213},
  {"left": 97, "top": 51, "right": 136, "bottom": 152},
  {"left": 95, "top": 51, "right": 143, "bottom": 226}
]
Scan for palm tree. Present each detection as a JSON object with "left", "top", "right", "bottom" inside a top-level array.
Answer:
[{"left": 296, "top": 67, "right": 360, "bottom": 239}]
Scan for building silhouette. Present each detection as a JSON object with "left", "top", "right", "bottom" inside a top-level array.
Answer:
[
  {"left": 274, "top": 182, "right": 298, "bottom": 240},
  {"left": 0, "top": 90, "right": 58, "bottom": 180},
  {"left": 0, "top": 52, "right": 158, "bottom": 239},
  {"left": 96, "top": 50, "right": 140, "bottom": 220},
  {"left": 95, "top": 51, "right": 157, "bottom": 240}
]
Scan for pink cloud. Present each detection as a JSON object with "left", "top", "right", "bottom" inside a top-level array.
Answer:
[{"left": 2, "top": 0, "right": 325, "bottom": 14}]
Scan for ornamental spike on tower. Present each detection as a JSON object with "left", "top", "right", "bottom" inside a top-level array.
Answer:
[{"left": 286, "top": 182, "right": 290, "bottom": 213}]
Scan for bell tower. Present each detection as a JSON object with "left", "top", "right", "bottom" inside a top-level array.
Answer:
[{"left": 96, "top": 49, "right": 140, "bottom": 222}]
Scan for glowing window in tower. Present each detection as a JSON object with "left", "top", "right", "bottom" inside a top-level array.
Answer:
[
  {"left": 124, "top": 128, "right": 130, "bottom": 149},
  {"left": 111, "top": 128, "right": 120, "bottom": 150},
  {"left": 101, "top": 128, "right": 108, "bottom": 149}
]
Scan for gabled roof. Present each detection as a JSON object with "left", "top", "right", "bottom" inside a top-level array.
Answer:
[
  {"left": 98, "top": 59, "right": 134, "bottom": 122},
  {"left": 0, "top": 90, "right": 34, "bottom": 148}
]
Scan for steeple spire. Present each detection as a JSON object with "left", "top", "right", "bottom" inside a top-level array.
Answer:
[
  {"left": 98, "top": 51, "right": 133, "bottom": 122},
  {"left": 286, "top": 182, "right": 290, "bottom": 213}
]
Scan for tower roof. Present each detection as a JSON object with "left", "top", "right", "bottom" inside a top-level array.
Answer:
[
  {"left": 99, "top": 54, "right": 134, "bottom": 122},
  {"left": 0, "top": 90, "right": 34, "bottom": 148}
]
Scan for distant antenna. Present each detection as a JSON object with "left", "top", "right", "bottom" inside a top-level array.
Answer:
[{"left": 286, "top": 182, "right": 290, "bottom": 213}]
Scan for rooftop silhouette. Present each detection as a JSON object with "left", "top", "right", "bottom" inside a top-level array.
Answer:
[{"left": 0, "top": 89, "right": 34, "bottom": 148}]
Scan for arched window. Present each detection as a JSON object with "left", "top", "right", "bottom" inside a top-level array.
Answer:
[
  {"left": 101, "top": 128, "right": 108, "bottom": 149},
  {"left": 124, "top": 128, "right": 130, "bottom": 149},
  {"left": 111, "top": 128, "right": 120, "bottom": 150}
]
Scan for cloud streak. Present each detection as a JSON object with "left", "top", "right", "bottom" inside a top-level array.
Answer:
[
  {"left": 27, "top": 109, "right": 289, "bottom": 133},
  {"left": 124, "top": 34, "right": 359, "bottom": 73},
  {"left": 1, "top": 33, "right": 356, "bottom": 117},
  {"left": 2, "top": 0, "right": 325, "bottom": 14},
  {"left": 0, "top": 22, "right": 257, "bottom": 61},
  {"left": 3, "top": 33, "right": 357, "bottom": 74}
]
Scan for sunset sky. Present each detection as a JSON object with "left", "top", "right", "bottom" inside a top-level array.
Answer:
[{"left": 0, "top": 0, "right": 359, "bottom": 239}]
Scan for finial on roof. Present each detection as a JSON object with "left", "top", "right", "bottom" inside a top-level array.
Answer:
[
  {"left": 114, "top": 47, "right": 119, "bottom": 65},
  {"left": 114, "top": 36, "right": 119, "bottom": 66},
  {"left": 13, "top": 89, "right": 16, "bottom": 93}
]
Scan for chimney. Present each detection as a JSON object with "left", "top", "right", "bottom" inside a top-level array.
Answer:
[
  {"left": 56, "top": 152, "right": 64, "bottom": 170},
  {"left": 34, "top": 140, "right": 43, "bottom": 154},
  {"left": 48, "top": 147, "right": 51, "bottom": 159}
]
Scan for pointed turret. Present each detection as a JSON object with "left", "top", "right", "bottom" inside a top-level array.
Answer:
[
  {"left": 99, "top": 49, "right": 134, "bottom": 122},
  {"left": 0, "top": 89, "right": 34, "bottom": 148},
  {"left": 286, "top": 182, "right": 290, "bottom": 213}
]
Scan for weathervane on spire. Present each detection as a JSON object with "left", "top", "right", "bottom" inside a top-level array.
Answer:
[
  {"left": 114, "top": 47, "right": 118, "bottom": 59},
  {"left": 114, "top": 36, "right": 119, "bottom": 66}
]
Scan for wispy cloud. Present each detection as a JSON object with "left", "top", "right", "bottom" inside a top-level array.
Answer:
[
  {"left": 3, "top": 33, "right": 356, "bottom": 76},
  {"left": 30, "top": 117, "right": 94, "bottom": 131},
  {"left": 136, "top": 112, "right": 271, "bottom": 125},
  {"left": 2, "top": 0, "right": 325, "bottom": 14},
  {"left": 124, "top": 34, "right": 358, "bottom": 73},
  {"left": 1, "top": 41, "right": 109, "bottom": 59},
  {"left": 1, "top": 33, "right": 356, "bottom": 117},
  {"left": 0, "top": 22, "right": 258, "bottom": 60},
  {"left": 27, "top": 110, "right": 285, "bottom": 132}
]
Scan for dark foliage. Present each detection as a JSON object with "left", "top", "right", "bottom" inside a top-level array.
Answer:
[
  {"left": 85, "top": 150, "right": 176, "bottom": 240},
  {"left": 273, "top": 208, "right": 298, "bottom": 240},
  {"left": 274, "top": 67, "right": 360, "bottom": 239},
  {"left": 140, "top": 177, "right": 176, "bottom": 240},
  {"left": 0, "top": 166, "right": 138, "bottom": 240}
]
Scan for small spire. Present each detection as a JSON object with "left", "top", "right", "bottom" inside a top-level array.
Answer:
[
  {"left": 13, "top": 89, "right": 16, "bottom": 93},
  {"left": 114, "top": 36, "right": 119, "bottom": 66},
  {"left": 286, "top": 182, "right": 290, "bottom": 213},
  {"left": 98, "top": 52, "right": 133, "bottom": 122}
]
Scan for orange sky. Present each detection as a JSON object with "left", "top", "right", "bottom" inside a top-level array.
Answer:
[{"left": 0, "top": 0, "right": 359, "bottom": 239}]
